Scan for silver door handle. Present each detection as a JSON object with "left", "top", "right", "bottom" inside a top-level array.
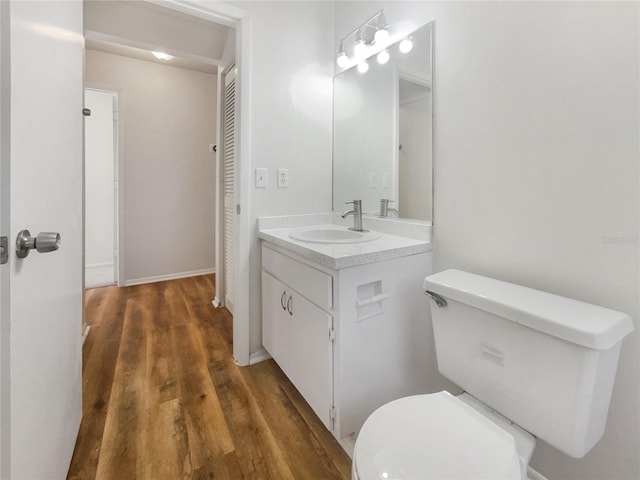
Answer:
[{"left": 16, "top": 229, "right": 60, "bottom": 258}]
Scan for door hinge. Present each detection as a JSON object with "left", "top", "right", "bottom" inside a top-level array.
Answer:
[
  {"left": 329, "top": 405, "right": 336, "bottom": 430},
  {"left": 236, "top": 204, "right": 241, "bottom": 215},
  {"left": 0, "top": 236, "right": 7, "bottom": 264},
  {"left": 329, "top": 327, "right": 336, "bottom": 343}
]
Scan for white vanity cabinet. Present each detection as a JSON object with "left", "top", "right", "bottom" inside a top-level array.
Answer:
[
  {"left": 261, "top": 247, "right": 334, "bottom": 430},
  {"left": 261, "top": 241, "right": 434, "bottom": 453}
]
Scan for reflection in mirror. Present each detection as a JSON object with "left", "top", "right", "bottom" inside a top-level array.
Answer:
[{"left": 333, "top": 22, "right": 433, "bottom": 221}]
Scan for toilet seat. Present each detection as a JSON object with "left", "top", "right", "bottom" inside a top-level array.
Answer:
[{"left": 353, "top": 391, "right": 522, "bottom": 480}]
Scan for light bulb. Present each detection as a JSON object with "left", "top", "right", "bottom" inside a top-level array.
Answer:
[
  {"left": 377, "top": 49, "right": 390, "bottom": 65},
  {"left": 357, "top": 60, "right": 369, "bottom": 73},
  {"left": 374, "top": 27, "right": 389, "bottom": 44},
  {"left": 398, "top": 38, "right": 413, "bottom": 54},
  {"left": 353, "top": 39, "right": 368, "bottom": 58},
  {"left": 152, "top": 51, "right": 173, "bottom": 61},
  {"left": 337, "top": 52, "right": 349, "bottom": 68}
]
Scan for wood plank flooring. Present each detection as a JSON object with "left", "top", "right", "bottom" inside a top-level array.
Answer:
[{"left": 67, "top": 275, "right": 351, "bottom": 479}]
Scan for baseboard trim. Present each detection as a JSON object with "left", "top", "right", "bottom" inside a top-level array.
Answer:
[
  {"left": 249, "top": 348, "right": 271, "bottom": 365},
  {"left": 125, "top": 268, "right": 215, "bottom": 287},
  {"left": 85, "top": 262, "right": 116, "bottom": 289}
]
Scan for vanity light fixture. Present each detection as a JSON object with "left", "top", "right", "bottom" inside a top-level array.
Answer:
[
  {"left": 353, "top": 29, "right": 368, "bottom": 58},
  {"left": 336, "top": 9, "right": 389, "bottom": 68},
  {"left": 337, "top": 42, "right": 349, "bottom": 68},
  {"left": 357, "top": 60, "right": 369, "bottom": 73},
  {"left": 152, "top": 51, "right": 173, "bottom": 61},
  {"left": 398, "top": 38, "right": 413, "bottom": 54},
  {"left": 376, "top": 49, "right": 390, "bottom": 65},
  {"left": 374, "top": 11, "right": 389, "bottom": 44}
]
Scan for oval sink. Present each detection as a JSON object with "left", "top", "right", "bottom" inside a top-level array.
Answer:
[{"left": 289, "top": 227, "right": 380, "bottom": 244}]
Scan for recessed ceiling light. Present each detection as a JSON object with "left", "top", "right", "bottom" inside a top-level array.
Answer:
[{"left": 152, "top": 51, "right": 173, "bottom": 61}]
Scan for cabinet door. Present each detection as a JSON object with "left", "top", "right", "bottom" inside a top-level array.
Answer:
[
  {"left": 261, "top": 271, "right": 290, "bottom": 370},
  {"left": 287, "top": 291, "right": 334, "bottom": 430}
]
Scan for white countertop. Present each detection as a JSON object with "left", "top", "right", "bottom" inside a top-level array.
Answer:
[{"left": 258, "top": 223, "right": 432, "bottom": 270}]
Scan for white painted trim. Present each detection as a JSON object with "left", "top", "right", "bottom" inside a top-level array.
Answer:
[
  {"left": 142, "top": 0, "right": 252, "bottom": 366},
  {"left": 83, "top": 83, "right": 125, "bottom": 288},
  {"left": 85, "top": 262, "right": 115, "bottom": 289},
  {"left": 214, "top": 67, "right": 225, "bottom": 310},
  {"left": 249, "top": 348, "right": 271, "bottom": 365},
  {"left": 147, "top": 0, "right": 246, "bottom": 28},
  {"left": 0, "top": 2, "right": 9, "bottom": 474},
  {"left": 125, "top": 268, "right": 215, "bottom": 287},
  {"left": 232, "top": 5, "right": 252, "bottom": 367},
  {"left": 84, "top": 87, "right": 120, "bottom": 289}
]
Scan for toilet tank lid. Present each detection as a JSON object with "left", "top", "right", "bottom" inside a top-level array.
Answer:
[{"left": 423, "top": 270, "right": 633, "bottom": 350}]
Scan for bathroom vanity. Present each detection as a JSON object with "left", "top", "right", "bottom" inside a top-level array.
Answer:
[{"left": 258, "top": 214, "right": 437, "bottom": 454}]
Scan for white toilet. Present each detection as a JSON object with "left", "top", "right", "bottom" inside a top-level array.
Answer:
[{"left": 352, "top": 269, "right": 633, "bottom": 479}]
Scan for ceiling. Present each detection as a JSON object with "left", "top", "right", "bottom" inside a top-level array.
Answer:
[{"left": 84, "top": 1, "right": 234, "bottom": 74}]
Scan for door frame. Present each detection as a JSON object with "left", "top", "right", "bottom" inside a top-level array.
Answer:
[
  {"left": 83, "top": 87, "right": 121, "bottom": 287},
  {"left": 148, "top": 0, "right": 252, "bottom": 365},
  {"left": 0, "top": 1, "right": 8, "bottom": 474}
]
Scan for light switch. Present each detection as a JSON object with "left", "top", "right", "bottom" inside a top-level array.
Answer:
[
  {"left": 277, "top": 168, "right": 289, "bottom": 188},
  {"left": 255, "top": 168, "right": 268, "bottom": 188}
]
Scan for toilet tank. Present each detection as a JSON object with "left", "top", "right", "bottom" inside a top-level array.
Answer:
[{"left": 423, "top": 269, "right": 633, "bottom": 458}]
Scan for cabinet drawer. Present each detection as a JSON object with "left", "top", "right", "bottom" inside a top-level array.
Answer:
[{"left": 262, "top": 245, "right": 333, "bottom": 310}]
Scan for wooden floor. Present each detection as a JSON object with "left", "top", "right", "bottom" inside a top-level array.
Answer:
[{"left": 67, "top": 274, "right": 351, "bottom": 480}]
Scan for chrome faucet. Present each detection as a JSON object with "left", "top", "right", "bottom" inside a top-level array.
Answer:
[
  {"left": 379, "top": 199, "right": 399, "bottom": 217},
  {"left": 342, "top": 200, "right": 365, "bottom": 232}
]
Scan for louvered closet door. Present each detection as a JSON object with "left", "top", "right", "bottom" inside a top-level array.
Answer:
[{"left": 222, "top": 67, "right": 236, "bottom": 313}]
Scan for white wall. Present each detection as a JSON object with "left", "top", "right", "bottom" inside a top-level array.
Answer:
[
  {"left": 85, "top": 50, "right": 217, "bottom": 284},
  {"left": 335, "top": 2, "right": 639, "bottom": 479},
  {"left": 242, "top": 1, "right": 335, "bottom": 355}
]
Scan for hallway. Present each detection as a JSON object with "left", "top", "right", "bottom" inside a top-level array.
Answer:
[{"left": 67, "top": 275, "right": 351, "bottom": 479}]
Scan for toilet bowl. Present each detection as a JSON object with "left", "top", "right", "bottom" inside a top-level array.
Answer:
[
  {"left": 352, "top": 391, "right": 531, "bottom": 480},
  {"left": 352, "top": 269, "right": 633, "bottom": 480}
]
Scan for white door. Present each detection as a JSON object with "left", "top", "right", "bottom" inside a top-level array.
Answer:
[
  {"left": 84, "top": 89, "right": 117, "bottom": 288},
  {"left": 0, "top": 1, "right": 84, "bottom": 478},
  {"left": 222, "top": 66, "right": 236, "bottom": 313}
]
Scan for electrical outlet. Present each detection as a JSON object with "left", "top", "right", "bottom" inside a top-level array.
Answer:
[
  {"left": 255, "top": 168, "right": 268, "bottom": 188},
  {"left": 277, "top": 168, "right": 289, "bottom": 188}
]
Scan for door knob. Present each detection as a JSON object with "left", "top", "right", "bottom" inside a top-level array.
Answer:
[{"left": 16, "top": 229, "right": 60, "bottom": 258}]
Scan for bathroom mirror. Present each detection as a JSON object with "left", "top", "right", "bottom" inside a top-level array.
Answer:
[{"left": 333, "top": 22, "right": 433, "bottom": 221}]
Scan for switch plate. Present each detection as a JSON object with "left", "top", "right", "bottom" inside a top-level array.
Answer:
[
  {"left": 255, "top": 168, "right": 268, "bottom": 188},
  {"left": 369, "top": 172, "right": 378, "bottom": 188},
  {"left": 277, "top": 168, "right": 289, "bottom": 188}
]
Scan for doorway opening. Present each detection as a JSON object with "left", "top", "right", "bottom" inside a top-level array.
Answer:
[
  {"left": 81, "top": 0, "right": 250, "bottom": 365},
  {"left": 84, "top": 88, "right": 118, "bottom": 289}
]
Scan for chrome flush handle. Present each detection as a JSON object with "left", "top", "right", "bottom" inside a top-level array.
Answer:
[{"left": 424, "top": 290, "right": 447, "bottom": 307}]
